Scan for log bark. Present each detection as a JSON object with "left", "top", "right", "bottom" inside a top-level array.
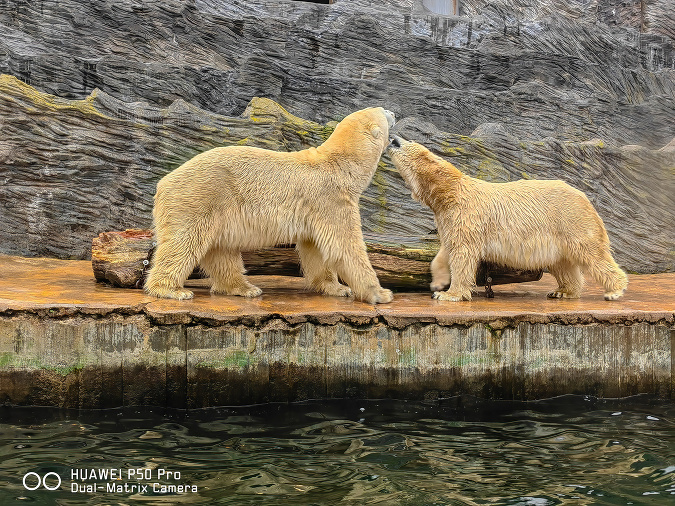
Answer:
[{"left": 92, "top": 229, "right": 542, "bottom": 291}]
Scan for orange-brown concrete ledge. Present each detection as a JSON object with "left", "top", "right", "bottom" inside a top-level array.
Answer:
[{"left": 0, "top": 255, "right": 673, "bottom": 408}]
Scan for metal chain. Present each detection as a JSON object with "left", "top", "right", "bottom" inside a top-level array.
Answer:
[
  {"left": 484, "top": 275, "right": 494, "bottom": 298},
  {"left": 135, "top": 242, "right": 156, "bottom": 289}
]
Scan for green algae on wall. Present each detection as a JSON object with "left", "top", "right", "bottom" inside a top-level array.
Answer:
[{"left": 0, "top": 74, "right": 114, "bottom": 120}]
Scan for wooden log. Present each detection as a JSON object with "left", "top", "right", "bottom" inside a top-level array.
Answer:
[
  {"left": 91, "top": 229, "right": 154, "bottom": 288},
  {"left": 92, "top": 229, "right": 542, "bottom": 291}
]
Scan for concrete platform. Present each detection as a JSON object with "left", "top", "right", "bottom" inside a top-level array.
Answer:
[{"left": 0, "top": 254, "right": 673, "bottom": 407}]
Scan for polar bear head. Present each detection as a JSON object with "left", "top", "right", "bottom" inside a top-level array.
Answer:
[
  {"left": 386, "top": 135, "right": 439, "bottom": 203},
  {"left": 324, "top": 107, "right": 395, "bottom": 163}
]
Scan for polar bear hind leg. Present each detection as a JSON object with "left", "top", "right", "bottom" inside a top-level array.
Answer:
[
  {"left": 581, "top": 250, "right": 628, "bottom": 301},
  {"left": 296, "top": 240, "right": 352, "bottom": 297},
  {"left": 547, "top": 260, "right": 584, "bottom": 299},
  {"left": 548, "top": 241, "right": 627, "bottom": 300},
  {"left": 201, "top": 246, "right": 262, "bottom": 297}
]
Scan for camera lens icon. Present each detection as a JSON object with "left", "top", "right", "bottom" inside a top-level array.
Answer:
[{"left": 23, "top": 471, "right": 62, "bottom": 491}]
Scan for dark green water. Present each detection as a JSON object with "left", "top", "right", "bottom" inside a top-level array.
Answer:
[{"left": 0, "top": 395, "right": 673, "bottom": 505}]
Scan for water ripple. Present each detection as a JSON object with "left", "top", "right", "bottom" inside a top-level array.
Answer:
[{"left": 0, "top": 395, "right": 673, "bottom": 505}]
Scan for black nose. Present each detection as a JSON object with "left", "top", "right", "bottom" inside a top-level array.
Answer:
[{"left": 390, "top": 136, "right": 401, "bottom": 148}]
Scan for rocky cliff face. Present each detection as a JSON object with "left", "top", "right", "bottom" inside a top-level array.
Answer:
[
  {"left": 0, "top": 0, "right": 672, "bottom": 272},
  {"left": 1, "top": 0, "right": 672, "bottom": 146}
]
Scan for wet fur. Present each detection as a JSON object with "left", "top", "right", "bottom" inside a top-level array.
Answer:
[
  {"left": 388, "top": 139, "right": 628, "bottom": 301},
  {"left": 145, "top": 107, "right": 395, "bottom": 304}
]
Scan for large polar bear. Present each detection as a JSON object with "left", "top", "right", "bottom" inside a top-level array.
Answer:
[
  {"left": 388, "top": 136, "right": 628, "bottom": 301},
  {"left": 145, "top": 107, "right": 395, "bottom": 304}
]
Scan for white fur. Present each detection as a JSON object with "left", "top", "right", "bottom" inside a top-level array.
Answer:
[
  {"left": 145, "top": 107, "right": 396, "bottom": 304},
  {"left": 389, "top": 138, "right": 628, "bottom": 301}
]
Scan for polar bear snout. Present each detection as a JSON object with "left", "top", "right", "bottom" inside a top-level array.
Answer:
[{"left": 383, "top": 109, "right": 396, "bottom": 129}]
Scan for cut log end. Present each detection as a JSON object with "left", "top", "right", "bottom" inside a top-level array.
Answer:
[{"left": 91, "top": 229, "right": 155, "bottom": 286}]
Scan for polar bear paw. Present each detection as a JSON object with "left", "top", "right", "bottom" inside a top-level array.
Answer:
[
  {"left": 603, "top": 288, "right": 626, "bottom": 301},
  {"left": 238, "top": 286, "right": 263, "bottom": 298},
  {"left": 212, "top": 284, "right": 263, "bottom": 298},
  {"left": 430, "top": 280, "right": 450, "bottom": 292},
  {"left": 364, "top": 287, "right": 394, "bottom": 304},
  {"left": 547, "top": 290, "right": 580, "bottom": 299},
  {"left": 147, "top": 287, "right": 194, "bottom": 300},
  {"left": 320, "top": 283, "right": 353, "bottom": 298},
  {"left": 173, "top": 289, "right": 195, "bottom": 300},
  {"left": 433, "top": 290, "right": 471, "bottom": 302}
]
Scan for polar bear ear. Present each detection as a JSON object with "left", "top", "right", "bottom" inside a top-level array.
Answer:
[{"left": 371, "top": 126, "right": 383, "bottom": 139}]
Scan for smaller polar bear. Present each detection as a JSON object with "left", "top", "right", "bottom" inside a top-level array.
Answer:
[
  {"left": 388, "top": 136, "right": 628, "bottom": 301},
  {"left": 145, "top": 107, "right": 395, "bottom": 304}
]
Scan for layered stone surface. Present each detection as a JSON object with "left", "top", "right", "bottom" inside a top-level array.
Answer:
[{"left": 0, "top": 0, "right": 672, "bottom": 272}]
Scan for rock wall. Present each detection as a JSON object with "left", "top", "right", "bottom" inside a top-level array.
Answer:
[
  {"left": 0, "top": 0, "right": 673, "bottom": 272},
  {"left": 1, "top": 0, "right": 672, "bottom": 146}
]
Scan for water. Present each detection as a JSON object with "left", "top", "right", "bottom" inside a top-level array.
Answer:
[{"left": 0, "top": 395, "right": 673, "bottom": 505}]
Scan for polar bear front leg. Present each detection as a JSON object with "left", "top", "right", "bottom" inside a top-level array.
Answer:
[
  {"left": 296, "top": 240, "right": 352, "bottom": 297},
  {"left": 145, "top": 240, "right": 197, "bottom": 300},
  {"left": 430, "top": 244, "right": 451, "bottom": 292},
  {"left": 433, "top": 247, "right": 477, "bottom": 302},
  {"left": 317, "top": 218, "right": 393, "bottom": 304},
  {"left": 201, "top": 247, "right": 262, "bottom": 298}
]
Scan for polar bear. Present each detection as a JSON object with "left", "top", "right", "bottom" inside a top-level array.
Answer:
[
  {"left": 145, "top": 107, "right": 395, "bottom": 304},
  {"left": 388, "top": 136, "right": 628, "bottom": 301}
]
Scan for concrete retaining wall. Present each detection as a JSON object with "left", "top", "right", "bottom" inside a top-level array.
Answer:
[{"left": 1, "top": 314, "right": 671, "bottom": 408}]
